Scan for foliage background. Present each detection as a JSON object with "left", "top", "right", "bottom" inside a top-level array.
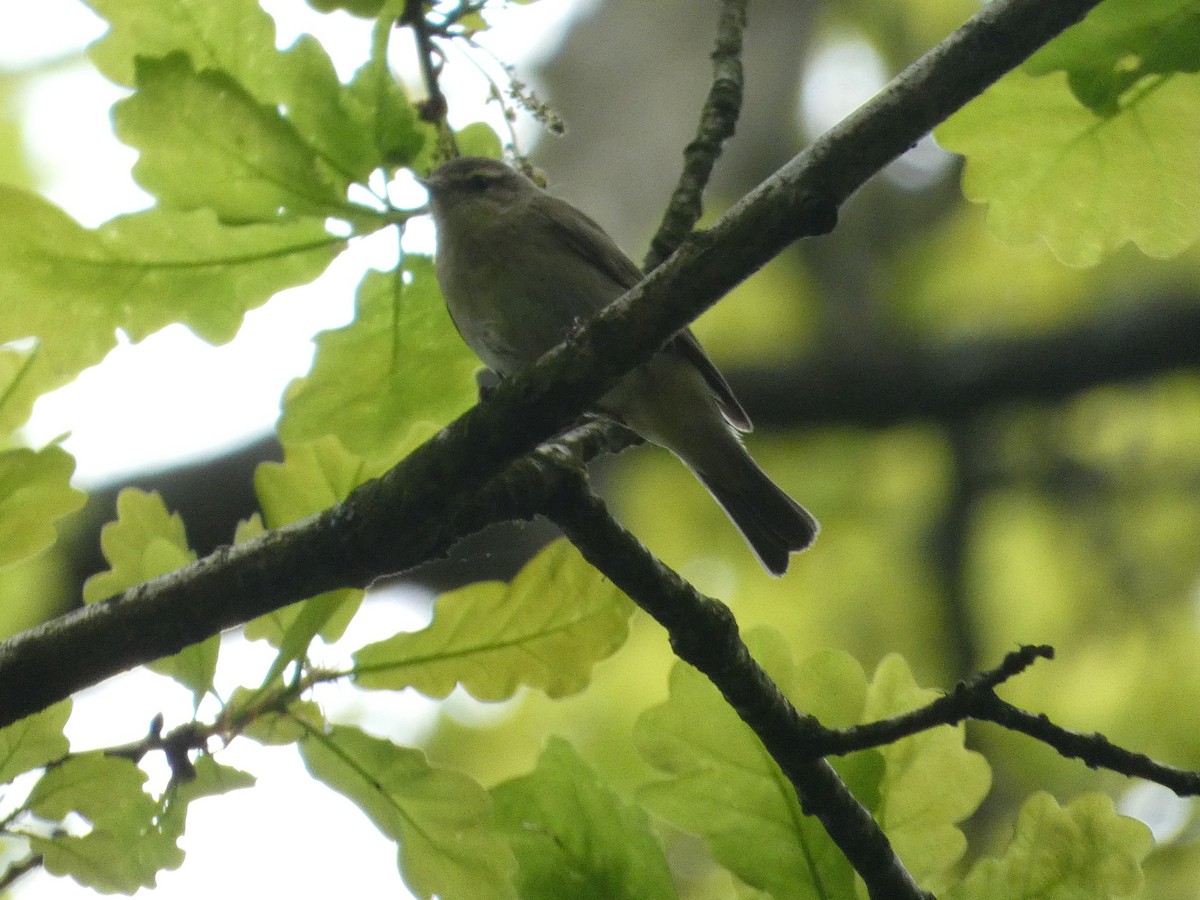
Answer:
[{"left": 0, "top": 0, "right": 1199, "bottom": 897}]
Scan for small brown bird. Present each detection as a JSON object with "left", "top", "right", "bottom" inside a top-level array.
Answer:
[{"left": 420, "top": 157, "right": 817, "bottom": 574}]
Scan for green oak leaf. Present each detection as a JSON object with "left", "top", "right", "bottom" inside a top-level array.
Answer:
[
  {"left": 937, "top": 67, "right": 1200, "bottom": 266},
  {"left": 28, "top": 752, "right": 183, "bottom": 894},
  {"left": 158, "top": 755, "right": 256, "bottom": 845},
  {"left": 83, "top": 489, "right": 216, "bottom": 705},
  {"left": 232, "top": 685, "right": 325, "bottom": 746},
  {"left": 0, "top": 343, "right": 40, "bottom": 436},
  {"left": 115, "top": 53, "right": 350, "bottom": 222},
  {"left": 1024, "top": 0, "right": 1200, "bottom": 115},
  {"left": 634, "top": 631, "right": 874, "bottom": 900},
  {"left": 0, "top": 188, "right": 342, "bottom": 429},
  {"left": 456, "top": 122, "right": 505, "bottom": 160},
  {"left": 306, "top": 0, "right": 387, "bottom": 17},
  {"left": 354, "top": 539, "right": 633, "bottom": 701},
  {"left": 411, "top": 122, "right": 503, "bottom": 178},
  {"left": 948, "top": 792, "right": 1151, "bottom": 899},
  {"left": 1143, "top": 838, "right": 1200, "bottom": 898},
  {"left": 86, "top": 0, "right": 418, "bottom": 191},
  {"left": 0, "top": 446, "right": 85, "bottom": 569},
  {"left": 279, "top": 261, "right": 478, "bottom": 466},
  {"left": 300, "top": 725, "right": 518, "bottom": 900},
  {"left": 244, "top": 439, "right": 366, "bottom": 650},
  {"left": 862, "top": 655, "right": 991, "bottom": 894},
  {"left": 491, "top": 737, "right": 677, "bottom": 900},
  {"left": 347, "top": 17, "right": 427, "bottom": 170},
  {"left": 0, "top": 700, "right": 71, "bottom": 784},
  {"left": 85, "top": 0, "right": 280, "bottom": 90}
]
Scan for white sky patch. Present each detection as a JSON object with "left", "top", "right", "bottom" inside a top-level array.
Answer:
[{"left": 798, "top": 34, "right": 887, "bottom": 139}]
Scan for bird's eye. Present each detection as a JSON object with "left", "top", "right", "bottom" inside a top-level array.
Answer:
[{"left": 466, "top": 173, "right": 492, "bottom": 191}]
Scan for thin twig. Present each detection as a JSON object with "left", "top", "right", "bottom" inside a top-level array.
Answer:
[
  {"left": 402, "top": 0, "right": 458, "bottom": 156},
  {"left": 815, "top": 645, "right": 1054, "bottom": 755},
  {"left": 976, "top": 697, "right": 1200, "bottom": 797},
  {"left": 644, "top": 0, "right": 749, "bottom": 271},
  {"left": 812, "top": 644, "right": 1200, "bottom": 797},
  {"left": 0, "top": 853, "right": 43, "bottom": 893}
]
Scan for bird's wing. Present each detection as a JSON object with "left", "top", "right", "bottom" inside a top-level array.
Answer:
[
  {"left": 533, "top": 194, "right": 752, "bottom": 432},
  {"left": 669, "top": 330, "right": 752, "bottom": 432},
  {"left": 532, "top": 194, "right": 646, "bottom": 289}
]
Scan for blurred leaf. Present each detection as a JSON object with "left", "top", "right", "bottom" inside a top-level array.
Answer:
[
  {"left": 234, "top": 687, "right": 325, "bottom": 746},
  {"left": 86, "top": 0, "right": 279, "bottom": 89},
  {"left": 232, "top": 513, "right": 350, "bottom": 680},
  {"left": 87, "top": 0, "right": 415, "bottom": 190},
  {"left": 254, "top": 437, "right": 369, "bottom": 526},
  {"left": 0, "top": 700, "right": 70, "bottom": 784},
  {"left": 0, "top": 187, "right": 342, "bottom": 430},
  {"left": 1024, "top": 0, "right": 1200, "bottom": 115},
  {"left": 246, "top": 440, "right": 366, "bottom": 649},
  {"left": 115, "top": 53, "right": 349, "bottom": 222},
  {"left": 300, "top": 725, "right": 518, "bottom": 900},
  {"left": 28, "top": 752, "right": 183, "bottom": 893},
  {"left": 455, "top": 122, "right": 504, "bottom": 160},
  {"left": 1143, "top": 839, "right": 1200, "bottom": 900},
  {"left": 634, "top": 630, "right": 873, "bottom": 900},
  {"left": 346, "top": 17, "right": 428, "bottom": 170},
  {"left": 158, "top": 755, "right": 256, "bottom": 844},
  {"left": 281, "top": 30, "right": 423, "bottom": 186},
  {"left": 354, "top": 539, "right": 633, "bottom": 700},
  {"left": 937, "top": 67, "right": 1200, "bottom": 265},
  {"left": 279, "top": 261, "right": 478, "bottom": 467},
  {"left": 862, "top": 655, "right": 991, "bottom": 893},
  {"left": 947, "top": 792, "right": 1151, "bottom": 899},
  {"left": 491, "top": 737, "right": 677, "bottom": 900},
  {"left": 83, "top": 489, "right": 216, "bottom": 704},
  {"left": 0, "top": 446, "right": 85, "bottom": 569},
  {"left": 306, "top": 0, "right": 387, "bottom": 17}
]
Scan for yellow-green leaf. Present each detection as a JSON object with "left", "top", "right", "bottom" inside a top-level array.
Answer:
[
  {"left": 354, "top": 540, "right": 633, "bottom": 701},
  {"left": 0, "top": 446, "right": 85, "bottom": 569},
  {"left": 949, "top": 792, "right": 1151, "bottom": 899},
  {"left": 301, "top": 725, "right": 518, "bottom": 900}
]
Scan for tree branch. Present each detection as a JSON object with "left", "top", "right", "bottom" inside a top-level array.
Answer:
[
  {"left": 733, "top": 298, "right": 1200, "bottom": 429},
  {"left": 644, "top": 0, "right": 748, "bottom": 270},
  {"left": 815, "top": 645, "right": 1200, "bottom": 797},
  {"left": 541, "top": 469, "right": 930, "bottom": 900},
  {"left": 0, "top": 0, "right": 1105, "bottom": 729}
]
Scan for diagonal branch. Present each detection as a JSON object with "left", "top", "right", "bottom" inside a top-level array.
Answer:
[
  {"left": 540, "top": 467, "right": 930, "bottom": 900},
  {"left": 0, "top": 0, "right": 1106, "bottom": 730},
  {"left": 733, "top": 298, "right": 1200, "bottom": 429}
]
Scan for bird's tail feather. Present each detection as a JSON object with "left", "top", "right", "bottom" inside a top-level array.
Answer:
[{"left": 698, "top": 460, "right": 818, "bottom": 576}]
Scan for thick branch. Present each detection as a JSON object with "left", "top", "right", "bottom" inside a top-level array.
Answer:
[
  {"left": 0, "top": 0, "right": 1104, "bottom": 729},
  {"left": 542, "top": 471, "right": 929, "bottom": 900},
  {"left": 733, "top": 299, "right": 1200, "bottom": 428}
]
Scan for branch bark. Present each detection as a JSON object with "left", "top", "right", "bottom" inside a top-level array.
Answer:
[
  {"left": 732, "top": 298, "right": 1200, "bottom": 428},
  {"left": 542, "top": 469, "right": 930, "bottom": 900},
  {"left": 0, "top": 0, "right": 1105, "bottom": 730}
]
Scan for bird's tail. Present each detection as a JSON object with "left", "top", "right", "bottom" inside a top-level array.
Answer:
[{"left": 697, "top": 455, "right": 818, "bottom": 576}]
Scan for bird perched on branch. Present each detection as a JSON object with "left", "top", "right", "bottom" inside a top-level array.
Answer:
[{"left": 420, "top": 156, "right": 817, "bottom": 574}]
